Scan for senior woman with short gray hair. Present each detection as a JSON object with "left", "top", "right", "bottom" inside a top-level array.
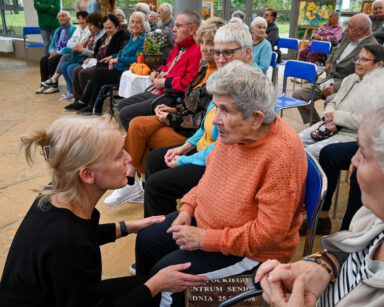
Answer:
[
  {"left": 135, "top": 60, "right": 308, "bottom": 307},
  {"left": 251, "top": 16, "right": 272, "bottom": 75}
]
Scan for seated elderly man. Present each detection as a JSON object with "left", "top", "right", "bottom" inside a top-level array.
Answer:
[
  {"left": 370, "top": 0, "right": 384, "bottom": 44},
  {"left": 299, "top": 11, "right": 343, "bottom": 63},
  {"left": 293, "top": 13, "right": 377, "bottom": 124},
  {"left": 117, "top": 10, "right": 202, "bottom": 131},
  {"left": 264, "top": 9, "right": 279, "bottom": 47},
  {"left": 135, "top": 61, "right": 307, "bottom": 307},
  {"left": 148, "top": 10, "right": 160, "bottom": 31}
]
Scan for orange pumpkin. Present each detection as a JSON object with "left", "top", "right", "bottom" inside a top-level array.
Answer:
[
  {"left": 137, "top": 53, "right": 144, "bottom": 64},
  {"left": 135, "top": 63, "right": 151, "bottom": 75},
  {"left": 130, "top": 62, "right": 151, "bottom": 75}
]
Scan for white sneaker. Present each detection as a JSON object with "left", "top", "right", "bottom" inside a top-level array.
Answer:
[
  {"left": 43, "top": 86, "right": 59, "bottom": 94},
  {"left": 104, "top": 180, "right": 144, "bottom": 206},
  {"left": 59, "top": 93, "right": 74, "bottom": 102},
  {"left": 35, "top": 86, "right": 46, "bottom": 94}
]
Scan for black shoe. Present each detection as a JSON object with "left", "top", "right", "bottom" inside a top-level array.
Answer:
[
  {"left": 77, "top": 105, "right": 101, "bottom": 116},
  {"left": 299, "top": 217, "right": 332, "bottom": 236},
  {"left": 64, "top": 101, "right": 87, "bottom": 112}
]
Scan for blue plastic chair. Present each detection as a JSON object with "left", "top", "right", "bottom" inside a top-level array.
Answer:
[
  {"left": 276, "top": 38, "right": 299, "bottom": 66},
  {"left": 217, "top": 150, "right": 328, "bottom": 307},
  {"left": 270, "top": 51, "right": 278, "bottom": 84},
  {"left": 276, "top": 60, "right": 318, "bottom": 125},
  {"left": 23, "top": 27, "right": 45, "bottom": 66},
  {"left": 309, "top": 40, "right": 331, "bottom": 69}
]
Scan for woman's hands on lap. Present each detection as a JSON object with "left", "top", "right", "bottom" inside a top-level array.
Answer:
[
  {"left": 164, "top": 143, "right": 194, "bottom": 167},
  {"left": 255, "top": 259, "right": 330, "bottom": 307}
]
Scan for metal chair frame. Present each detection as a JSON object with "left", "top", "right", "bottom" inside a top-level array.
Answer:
[
  {"left": 23, "top": 27, "right": 45, "bottom": 67},
  {"left": 276, "top": 60, "right": 318, "bottom": 125},
  {"left": 217, "top": 150, "right": 328, "bottom": 307},
  {"left": 270, "top": 51, "right": 278, "bottom": 85},
  {"left": 92, "top": 84, "right": 120, "bottom": 117}
]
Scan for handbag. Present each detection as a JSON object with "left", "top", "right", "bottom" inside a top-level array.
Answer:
[{"left": 311, "top": 124, "right": 338, "bottom": 141}]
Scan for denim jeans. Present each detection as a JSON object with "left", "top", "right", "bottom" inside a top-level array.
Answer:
[
  {"left": 61, "top": 62, "right": 79, "bottom": 94},
  {"left": 41, "top": 28, "right": 56, "bottom": 55}
]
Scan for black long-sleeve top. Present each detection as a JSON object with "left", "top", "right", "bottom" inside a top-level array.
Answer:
[{"left": 0, "top": 198, "right": 153, "bottom": 306}]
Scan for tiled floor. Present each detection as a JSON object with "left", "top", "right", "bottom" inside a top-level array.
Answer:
[{"left": 0, "top": 57, "right": 349, "bottom": 280}]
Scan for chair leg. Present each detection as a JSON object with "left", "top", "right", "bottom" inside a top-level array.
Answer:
[
  {"left": 25, "top": 48, "right": 29, "bottom": 67},
  {"left": 332, "top": 173, "right": 341, "bottom": 219}
]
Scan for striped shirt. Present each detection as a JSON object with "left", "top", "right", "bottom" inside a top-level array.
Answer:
[{"left": 318, "top": 232, "right": 384, "bottom": 306}]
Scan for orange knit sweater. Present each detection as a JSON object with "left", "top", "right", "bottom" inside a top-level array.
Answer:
[{"left": 180, "top": 117, "right": 307, "bottom": 262}]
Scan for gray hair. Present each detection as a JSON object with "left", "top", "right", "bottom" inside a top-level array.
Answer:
[
  {"left": 206, "top": 60, "right": 276, "bottom": 123},
  {"left": 232, "top": 10, "right": 245, "bottom": 20},
  {"left": 329, "top": 10, "right": 340, "bottom": 18},
  {"left": 251, "top": 16, "right": 267, "bottom": 29},
  {"left": 159, "top": 2, "right": 173, "bottom": 16},
  {"left": 115, "top": 8, "right": 125, "bottom": 19},
  {"left": 129, "top": 11, "right": 150, "bottom": 33},
  {"left": 354, "top": 69, "right": 384, "bottom": 171},
  {"left": 214, "top": 23, "right": 252, "bottom": 50},
  {"left": 136, "top": 2, "right": 150, "bottom": 15}
]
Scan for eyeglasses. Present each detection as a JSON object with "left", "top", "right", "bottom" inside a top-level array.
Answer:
[
  {"left": 210, "top": 47, "right": 242, "bottom": 59},
  {"left": 174, "top": 23, "right": 192, "bottom": 29},
  {"left": 353, "top": 56, "right": 375, "bottom": 63}
]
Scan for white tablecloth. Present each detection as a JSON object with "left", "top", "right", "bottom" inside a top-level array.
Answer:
[{"left": 118, "top": 70, "right": 152, "bottom": 98}]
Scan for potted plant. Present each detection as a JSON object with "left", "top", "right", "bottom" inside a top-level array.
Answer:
[{"left": 143, "top": 31, "right": 165, "bottom": 70}]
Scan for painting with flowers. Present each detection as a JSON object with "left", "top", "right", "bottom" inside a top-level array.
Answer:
[{"left": 298, "top": 1, "right": 336, "bottom": 26}]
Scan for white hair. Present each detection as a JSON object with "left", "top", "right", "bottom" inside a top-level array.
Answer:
[
  {"left": 129, "top": 11, "right": 150, "bottom": 33},
  {"left": 251, "top": 16, "right": 267, "bottom": 29},
  {"left": 159, "top": 2, "right": 173, "bottom": 16},
  {"left": 229, "top": 17, "right": 244, "bottom": 25},
  {"left": 232, "top": 10, "right": 245, "bottom": 20},
  {"left": 373, "top": 0, "right": 384, "bottom": 9},
  {"left": 214, "top": 22, "right": 252, "bottom": 50},
  {"left": 58, "top": 10, "right": 71, "bottom": 19},
  {"left": 136, "top": 2, "right": 151, "bottom": 15},
  {"left": 206, "top": 60, "right": 276, "bottom": 124},
  {"left": 354, "top": 69, "right": 384, "bottom": 170}
]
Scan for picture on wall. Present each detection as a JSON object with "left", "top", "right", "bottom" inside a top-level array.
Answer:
[
  {"left": 361, "top": 1, "right": 373, "bottom": 14},
  {"left": 202, "top": 0, "right": 214, "bottom": 20},
  {"left": 298, "top": 1, "right": 336, "bottom": 26}
]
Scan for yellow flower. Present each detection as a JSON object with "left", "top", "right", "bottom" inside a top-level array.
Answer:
[
  {"left": 309, "top": 14, "right": 316, "bottom": 20},
  {"left": 308, "top": 2, "right": 316, "bottom": 10},
  {"left": 327, "top": 4, "right": 333, "bottom": 10}
]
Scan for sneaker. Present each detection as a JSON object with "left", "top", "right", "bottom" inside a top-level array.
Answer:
[
  {"left": 35, "top": 86, "right": 46, "bottom": 94},
  {"left": 41, "top": 78, "right": 58, "bottom": 87},
  {"left": 129, "top": 263, "right": 136, "bottom": 275},
  {"left": 104, "top": 180, "right": 144, "bottom": 206},
  {"left": 43, "top": 86, "right": 59, "bottom": 94},
  {"left": 59, "top": 92, "right": 74, "bottom": 102},
  {"left": 299, "top": 217, "right": 332, "bottom": 236},
  {"left": 64, "top": 101, "right": 87, "bottom": 112},
  {"left": 76, "top": 105, "right": 101, "bottom": 116}
]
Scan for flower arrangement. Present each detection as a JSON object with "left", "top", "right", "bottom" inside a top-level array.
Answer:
[{"left": 143, "top": 29, "right": 170, "bottom": 55}]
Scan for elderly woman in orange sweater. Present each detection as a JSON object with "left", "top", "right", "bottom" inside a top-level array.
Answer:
[{"left": 134, "top": 60, "right": 308, "bottom": 307}]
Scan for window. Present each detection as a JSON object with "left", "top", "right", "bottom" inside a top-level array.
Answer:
[{"left": 0, "top": 0, "right": 24, "bottom": 36}]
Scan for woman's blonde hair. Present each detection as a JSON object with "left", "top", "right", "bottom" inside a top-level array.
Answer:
[
  {"left": 195, "top": 17, "right": 226, "bottom": 45},
  {"left": 21, "top": 116, "right": 120, "bottom": 210}
]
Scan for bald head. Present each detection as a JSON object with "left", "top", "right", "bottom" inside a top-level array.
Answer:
[{"left": 346, "top": 13, "right": 372, "bottom": 42}]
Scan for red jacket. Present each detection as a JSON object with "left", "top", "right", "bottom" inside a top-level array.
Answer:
[{"left": 157, "top": 36, "right": 201, "bottom": 95}]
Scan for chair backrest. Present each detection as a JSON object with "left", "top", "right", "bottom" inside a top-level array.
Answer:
[
  {"left": 309, "top": 40, "right": 331, "bottom": 55},
  {"left": 23, "top": 27, "right": 42, "bottom": 36},
  {"left": 303, "top": 150, "right": 328, "bottom": 256},
  {"left": 277, "top": 38, "right": 299, "bottom": 51},
  {"left": 283, "top": 60, "right": 317, "bottom": 83},
  {"left": 270, "top": 51, "right": 277, "bottom": 69}
]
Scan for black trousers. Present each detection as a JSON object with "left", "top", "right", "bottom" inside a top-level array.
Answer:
[
  {"left": 118, "top": 92, "right": 177, "bottom": 131},
  {"left": 319, "top": 142, "right": 362, "bottom": 230},
  {"left": 40, "top": 54, "right": 61, "bottom": 82},
  {"left": 144, "top": 145, "right": 206, "bottom": 218},
  {"left": 135, "top": 211, "right": 259, "bottom": 306},
  {"left": 81, "top": 68, "right": 123, "bottom": 112}
]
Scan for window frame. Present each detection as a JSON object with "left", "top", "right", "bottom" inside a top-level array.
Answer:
[{"left": 0, "top": 0, "right": 24, "bottom": 37}]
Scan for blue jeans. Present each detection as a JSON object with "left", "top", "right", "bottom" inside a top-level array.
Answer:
[
  {"left": 41, "top": 28, "right": 56, "bottom": 55},
  {"left": 61, "top": 62, "right": 79, "bottom": 94}
]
